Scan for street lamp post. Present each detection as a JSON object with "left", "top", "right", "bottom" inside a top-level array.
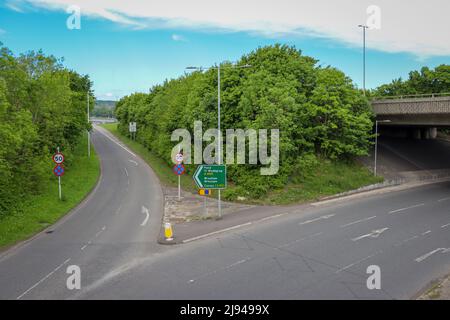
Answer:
[
  {"left": 358, "top": 24, "right": 369, "bottom": 95},
  {"left": 186, "top": 63, "right": 251, "bottom": 219},
  {"left": 87, "top": 92, "right": 91, "bottom": 158},
  {"left": 374, "top": 120, "right": 391, "bottom": 176}
]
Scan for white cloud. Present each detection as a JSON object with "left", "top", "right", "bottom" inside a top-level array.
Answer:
[
  {"left": 8, "top": 0, "right": 450, "bottom": 57},
  {"left": 171, "top": 34, "right": 187, "bottom": 42}
]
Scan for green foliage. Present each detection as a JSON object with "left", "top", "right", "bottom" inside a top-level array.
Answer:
[
  {"left": 372, "top": 64, "right": 450, "bottom": 97},
  {"left": 0, "top": 46, "right": 93, "bottom": 217},
  {"left": 114, "top": 45, "right": 374, "bottom": 199}
]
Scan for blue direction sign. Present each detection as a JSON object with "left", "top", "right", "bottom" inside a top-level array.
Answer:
[
  {"left": 193, "top": 165, "right": 226, "bottom": 189},
  {"left": 53, "top": 164, "right": 65, "bottom": 177}
]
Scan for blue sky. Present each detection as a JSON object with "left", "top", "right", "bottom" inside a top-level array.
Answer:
[{"left": 0, "top": 1, "right": 449, "bottom": 100}]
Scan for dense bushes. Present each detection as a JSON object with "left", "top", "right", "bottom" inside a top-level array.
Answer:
[
  {"left": 115, "top": 45, "right": 374, "bottom": 199},
  {"left": 0, "top": 45, "right": 93, "bottom": 216},
  {"left": 373, "top": 64, "right": 450, "bottom": 97}
]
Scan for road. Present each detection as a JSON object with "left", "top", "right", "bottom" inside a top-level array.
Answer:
[
  {"left": 0, "top": 125, "right": 164, "bottom": 299},
  {"left": 0, "top": 129, "right": 449, "bottom": 299}
]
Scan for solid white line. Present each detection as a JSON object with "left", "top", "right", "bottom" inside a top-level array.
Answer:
[
  {"left": 441, "top": 223, "right": 450, "bottom": 228},
  {"left": 388, "top": 203, "right": 425, "bottom": 214},
  {"left": 16, "top": 258, "right": 71, "bottom": 299},
  {"left": 96, "top": 128, "right": 137, "bottom": 157},
  {"left": 182, "top": 222, "right": 253, "bottom": 243},
  {"left": 340, "top": 216, "right": 376, "bottom": 228},
  {"left": 141, "top": 206, "right": 150, "bottom": 226}
]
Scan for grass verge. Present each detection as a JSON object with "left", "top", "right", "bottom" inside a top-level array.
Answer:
[
  {"left": 0, "top": 132, "right": 100, "bottom": 249},
  {"left": 101, "top": 123, "right": 382, "bottom": 205}
]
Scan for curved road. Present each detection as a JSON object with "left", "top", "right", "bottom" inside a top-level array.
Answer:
[{"left": 0, "top": 128, "right": 450, "bottom": 299}]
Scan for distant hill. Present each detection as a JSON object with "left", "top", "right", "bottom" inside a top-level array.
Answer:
[{"left": 92, "top": 100, "right": 116, "bottom": 117}]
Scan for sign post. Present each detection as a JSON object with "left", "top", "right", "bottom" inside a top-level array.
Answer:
[
  {"left": 194, "top": 165, "right": 226, "bottom": 219},
  {"left": 53, "top": 148, "right": 65, "bottom": 200},
  {"left": 129, "top": 122, "right": 137, "bottom": 140}
]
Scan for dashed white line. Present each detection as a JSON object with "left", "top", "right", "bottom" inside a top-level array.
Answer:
[
  {"left": 438, "top": 197, "right": 450, "bottom": 202},
  {"left": 336, "top": 252, "right": 381, "bottom": 274},
  {"left": 81, "top": 245, "right": 87, "bottom": 251},
  {"left": 279, "top": 232, "right": 323, "bottom": 248},
  {"left": 298, "top": 214, "right": 335, "bottom": 226},
  {"left": 188, "top": 258, "right": 251, "bottom": 283},
  {"left": 388, "top": 203, "right": 425, "bottom": 214},
  {"left": 124, "top": 168, "right": 129, "bottom": 177},
  {"left": 340, "top": 216, "right": 376, "bottom": 228},
  {"left": 441, "top": 223, "right": 450, "bottom": 229},
  {"left": 94, "top": 226, "right": 106, "bottom": 238},
  {"left": 415, "top": 248, "right": 450, "bottom": 263},
  {"left": 16, "top": 258, "right": 71, "bottom": 299},
  {"left": 421, "top": 230, "right": 431, "bottom": 236}
]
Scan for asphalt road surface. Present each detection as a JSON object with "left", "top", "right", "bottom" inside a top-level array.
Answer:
[{"left": 0, "top": 128, "right": 449, "bottom": 299}]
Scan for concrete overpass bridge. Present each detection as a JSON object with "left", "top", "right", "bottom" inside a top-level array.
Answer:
[{"left": 371, "top": 93, "right": 450, "bottom": 139}]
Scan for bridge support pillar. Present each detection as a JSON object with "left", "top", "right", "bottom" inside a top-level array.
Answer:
[
  {"left": 429, "top": 127, "right": 438, "bottom": 139},
  {"left": 413, "top": 129, "right": 422, "bottom": 140}
]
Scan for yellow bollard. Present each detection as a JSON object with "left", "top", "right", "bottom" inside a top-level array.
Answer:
[{"left": 164, "top": 222, "right": 173, "bottom": 241}]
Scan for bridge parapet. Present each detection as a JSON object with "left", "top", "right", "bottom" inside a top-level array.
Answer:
[{"left": 372, "top": 94, "right": 450, "bottom": 115}]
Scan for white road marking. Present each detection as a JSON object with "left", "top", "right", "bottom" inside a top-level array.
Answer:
[
  {"left": 279, "top": 232, "right": 323, "bottom": 248},
  {"left": 128, "top": 159, "right": 138, "bottom": 166},
  {"left": 340, "top": 216, "right": 376, "bottom": 228},
  {"left": 421, "top": 230, "right": 431, "bottom": 236},
  {"left": 182, "top": 223, "right": 253, "bottom": 243},
  {"left": 81, "top": 245, "right": 87, "bottom": 251},
  {"left": 124, "top": 168, "right": 129, "bottom": 177},
  {"left": 141, "top": 206, "right": 150, "bottom": 226},
  {"left": 388, "top": 203, "right": 424, "bottom": 214},
  {"left": 16, "top": 258, "right": 71, "bottom": 299},
  {"left": 438, "top": 197, "right": 450, "bottom": 202},
  {"left": 394, "top": 235, "right": 419, "bottom": 247},
  {"left": 415, "top": 248, "right": 450, "bottom": 263},
  {"left": 298, "top": 214, "right": 335, "bottom": 226},
  {"left": 351, "top": 228, "right": 389, "bottom": 241},
  {"left": 96, "top": 128, "right": 136, "bottom": 157},
  {"left": 95, "top": 227, "right": 106, "bottom": 238},
  {"left": 441, "top": 223, "right": 450, "bottom": 228},
  {"left": 188, "top": 258, "right": 251, "bottom": 283},
  {"left": 336, "top": 251, "right": 381, "bottom": 273}
]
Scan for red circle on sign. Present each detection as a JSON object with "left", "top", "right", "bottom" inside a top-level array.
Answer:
[
  {"left": 173, "top": 163, "right": 185, "bottom": 175},
  {"left": 53, "top": 164, "right": 65, "bottom": 177},
  {"left": 52, "top": 153, "right": 65, "bottom": 164}
]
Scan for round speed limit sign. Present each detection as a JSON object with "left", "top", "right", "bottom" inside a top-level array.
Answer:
[
  {"left": 175, "top": 153, "right": 183, "bottom": 163},
  {"left": 52, "top": 153, "right": 65, "bottom": 164}
]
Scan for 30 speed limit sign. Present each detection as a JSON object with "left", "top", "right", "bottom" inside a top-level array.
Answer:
[{"left": 52, "top": 153, "right": 65, "bottom": 164}]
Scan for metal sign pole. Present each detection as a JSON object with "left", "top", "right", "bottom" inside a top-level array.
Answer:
[
  {"left": 87, "top": 92, "right": 91, "bottom": 158},
  {"left": 178, "top": 145, "right": 181, "bottom": 201},
  {"left": 217, "top": 65, "right": 222, "bottom": 219},
  {"left": 57, "top": 146, "right": 62, "bottom": 200}
]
